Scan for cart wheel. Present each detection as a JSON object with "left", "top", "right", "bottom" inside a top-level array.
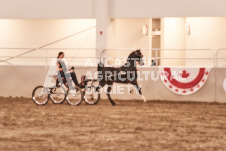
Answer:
[
  {"left": 66, "top": 86, "right": 83, "bottom": 105},
  {"left": 50, "top": 86, "right": 66, "bottom": 104},
  {"left": 32, "top": 86, "right": 49, "bottom": 105},
  {"left": 84, "top": 81, "right": 101, "bottom": 105}
]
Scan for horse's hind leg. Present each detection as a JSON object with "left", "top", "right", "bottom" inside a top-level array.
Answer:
[
  {"left": 106, "top": 84, "right": 116, "bottom": 106},
  {"left": 133, "top": 83, "right": 147, "bottom": 103}
]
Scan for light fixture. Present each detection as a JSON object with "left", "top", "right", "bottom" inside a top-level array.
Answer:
[
  {"left": 142, "top": 25, "right": 148, "bottom": 36},
  {"left": 186, "top": 24, "right": 191, "bottom": 36}
]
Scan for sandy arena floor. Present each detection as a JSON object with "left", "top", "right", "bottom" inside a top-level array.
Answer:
[{"left": 0, "top": 97, "right": 226, "bottom": 150}]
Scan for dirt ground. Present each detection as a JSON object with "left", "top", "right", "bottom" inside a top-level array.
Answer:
[{"left": 0, "top": 97, "right": 226, "bottom": 151}]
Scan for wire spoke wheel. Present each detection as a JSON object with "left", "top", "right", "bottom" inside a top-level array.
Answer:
[
  {"left": 66, "top": 86, "right": 83, "bottom": 105},
  {"left": 50, "top": 86, "right": 66, "bottom": 104},
  {"left": 32, "top": 86, "right": 49, "bottom": 105},
  {"left": 84, "top": 81, "right": 100, "bottom": 105}
]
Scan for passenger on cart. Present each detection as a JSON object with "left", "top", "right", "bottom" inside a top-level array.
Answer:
[{"left": 56, "top": 51, "right": 79, "bottom": 88}]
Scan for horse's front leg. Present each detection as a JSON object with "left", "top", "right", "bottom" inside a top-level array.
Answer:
[
  {"left": 133, "top": 82, "right": 147, "bottom": 103},
  {"left": 106, "top": 83, "right": 116, "bottom": 106}
]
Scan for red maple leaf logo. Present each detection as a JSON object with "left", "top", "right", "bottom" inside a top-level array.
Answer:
[{"left": 180, "top": 70, "right": 190, "bottom": 78}]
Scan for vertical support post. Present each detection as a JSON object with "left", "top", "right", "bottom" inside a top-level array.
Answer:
[{"left": 95, "top": 0, "right": 111, "bottom": 59}]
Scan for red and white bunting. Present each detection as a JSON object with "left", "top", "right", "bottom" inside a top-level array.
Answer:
[{"left": 159, "top": 67, "right": 211, "bottom": 95}]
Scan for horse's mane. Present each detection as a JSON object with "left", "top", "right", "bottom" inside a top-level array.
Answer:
[
  {"left": 122, "top": 51, "right": 137, "bottom": 68},
  {"left": 128, "top": 51, "right": 136, "bottom": 58}
]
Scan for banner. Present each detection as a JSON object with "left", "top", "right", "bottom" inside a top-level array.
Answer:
[{"left": 160, "top": 67, "right": 211, "bottom": 95}]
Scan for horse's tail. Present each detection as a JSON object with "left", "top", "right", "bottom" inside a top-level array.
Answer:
[{"left": 97, "top": 62, "right": 104, "bottom": 71}]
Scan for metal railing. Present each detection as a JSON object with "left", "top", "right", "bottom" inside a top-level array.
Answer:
[
  {"left": 216, "top": 48, "right": 226, "bottom": 67},
  {"left": 0, "top": 48, "right": 100, "bottom": 66},
  {"left": 101, "top": 48, "right": 215, "bottom": 67},
  {"left": 0, "top": 47, "right": 224, "bottom": 67}
]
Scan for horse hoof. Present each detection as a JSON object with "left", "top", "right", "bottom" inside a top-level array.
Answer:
[
  {"left": 111, "top": 102, "right": 116, "bottom": 106},
  {"left": 141, "top": 95, "right": 147, "bottom": 103}
]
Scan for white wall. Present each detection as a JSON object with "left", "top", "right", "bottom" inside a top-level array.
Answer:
[
  {"left": 104, "top": 19, "right": 152, "bottom": 59},
  {"left": 160, "top": 17, "right": 226, "bottom": 67},
  {"left": 185, "top": 17, "right": 226, "bottom": 67},
  {"left": 161, "top": 18, "right": 186, "bottom": 66},
  {"left": 0, "top": 19, "right": 96, "bottom": 48},
  {"left": 0, "top": 19, "right": 96, "bottom": 65},
  {"left": 186, "top": 17, "right": 226, "bottom": 50},
  {"left": 113, "top": 19, "right": 151, "bottom": 48}
]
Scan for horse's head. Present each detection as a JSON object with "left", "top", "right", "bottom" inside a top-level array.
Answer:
[{"left": 133, "top": 49, "right": 144, "bottom": 66}]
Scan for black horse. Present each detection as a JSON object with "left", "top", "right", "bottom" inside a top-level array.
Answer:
[{"left": 97, "top": 49, "right": 147, "bottom": 105}]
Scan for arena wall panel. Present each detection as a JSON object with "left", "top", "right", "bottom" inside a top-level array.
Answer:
[
  {"left": 0, "top": 66, "right": 225, "bottom": 103},
  {"left": 216, "top": 68, "right": 226, "bottom": 103}
]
